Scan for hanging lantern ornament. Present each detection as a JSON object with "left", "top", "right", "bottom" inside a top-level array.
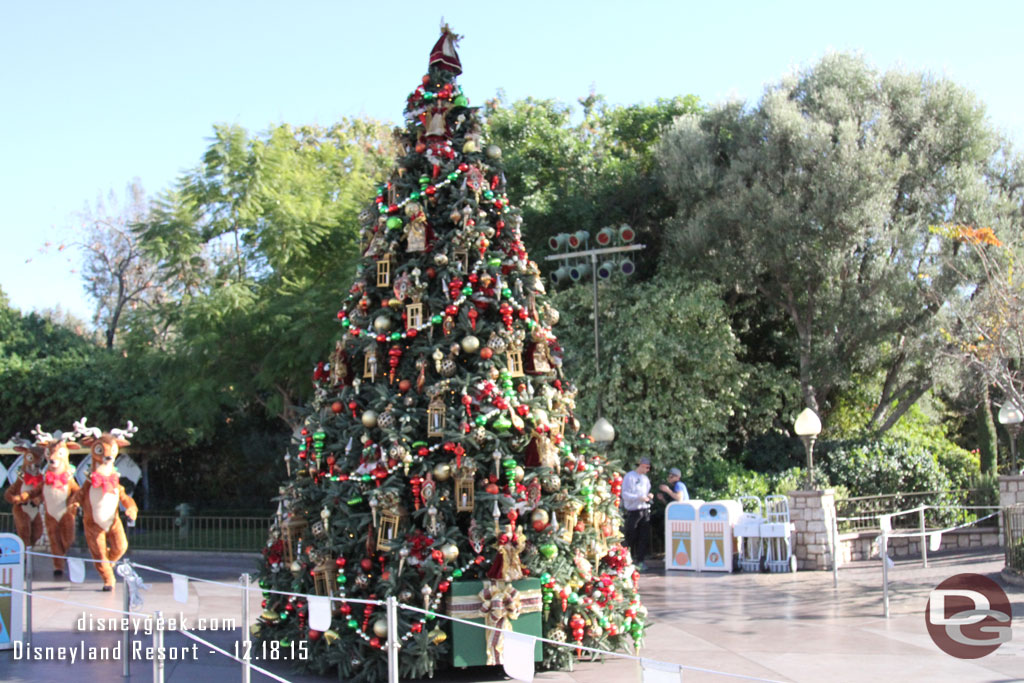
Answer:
[{"left": 455, "top": 461, "right": 477, "bottom": 511}]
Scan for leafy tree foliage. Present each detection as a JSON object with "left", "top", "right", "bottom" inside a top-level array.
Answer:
[
  {"left": 659, "top": 53, "right": 1017, "bottom": 434},
  {"left": 131, "top": 121, "right": 396, "bottom": 435},
  {"left": 486, "top": 93, "right": 700, "bottom": 278}
]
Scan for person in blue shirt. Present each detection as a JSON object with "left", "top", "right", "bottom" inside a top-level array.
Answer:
[{"left": 658, "top": 467, "right": 689, "bottom": 502}]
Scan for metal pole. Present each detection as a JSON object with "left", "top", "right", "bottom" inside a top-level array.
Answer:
[
  {"left": 881, "top": 528, "right": 889, "bottom": 619},
  {"left": 122, "top": 561, "right": 131, "bottom": 677},
  {"left": 152, "top": 609, "right": 164, "bottom": 683},
  {"left": 830, "top": 513, "right": 839, "bottom": 588},
  {"left": 241, "top": 573, "right": 252, "bottom": 683},
  {"left": 24, "top": 550, "right": 32, "bottom": 641},
  {"left": 590, "top": 252, "right": 601, "bottom": 418},
  {"left": 1013, "top": 428, "right": 1020, "bottom": 474},
  {"left": 386, "top": 596, "right": 400, "bottom": 683},
  {"left": 919, "top": 508, "right": 928, "bottom": 568}
]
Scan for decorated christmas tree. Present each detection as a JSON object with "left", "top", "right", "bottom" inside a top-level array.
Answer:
[{"left": 253, "top": 27, "right": 646, "bottom": 681}]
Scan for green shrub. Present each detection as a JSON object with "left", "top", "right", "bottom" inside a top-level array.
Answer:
[{"left": 819, "top": 438, "right": 952, "bottom": 497}]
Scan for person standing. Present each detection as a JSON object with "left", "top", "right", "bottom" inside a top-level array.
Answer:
[
  {"left": 658, "top": 467, "right": 689, "bottom": 502},
  {"left": 622, "top": 457, "right": 653, "bottom": 571}
]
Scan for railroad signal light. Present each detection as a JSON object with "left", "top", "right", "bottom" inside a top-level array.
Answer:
[
  {"left": 596, "top": 227, "right": 616, "bottom": 246},
  {"left": 567, "top": 230, "right": 590, "bottom": 249},
  {"left": 550, "top": 266, "right": 570, "bottom": 285},
  {"left": 618, "top": 224, "right": 636, "bottom": 243},
  {"left": 620, "top": 258, "right": 636, "bottom": 276},
  {"left": 569, "top": 262, "right": 591, "bottom": 281},
  {"left": 596, "top": 261, "right": 616, "bottom": 280},
  {"left": 549, "top": 233, "right": 569, "bottom": 250}
]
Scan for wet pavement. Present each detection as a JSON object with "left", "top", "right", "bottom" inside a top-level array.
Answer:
[{"left": 0, "top": 547, "right": 1021, "bottom": 682}]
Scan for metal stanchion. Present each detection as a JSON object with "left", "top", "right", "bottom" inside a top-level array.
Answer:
[
  {"left": 881, "top": 527, "right": 890, "bottom": 619},
  {"left": 919, "top": 507, "right": 928, "bottom": 568},
  {"left": 25, "top": 550, "right": 33, "bottom": 640},
  {"left": 153, "top": 609, "right": 165, "bottom": 683},
  {"left": 830, "top": 514, "right": 839, "bottom": 588},
  {"left": 241, "top": 573, "right": 252, "bottom": 683},
  {"left": 122, "top": 561, "right": 131, "bottom": 678},
  {"left": 386, "top": 595, "right": 400, "bottom": 683}
]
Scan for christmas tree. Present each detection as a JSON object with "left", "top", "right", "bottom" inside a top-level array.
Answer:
[{"left": 253, "top": 27, "right": 646, "bottom": 682}]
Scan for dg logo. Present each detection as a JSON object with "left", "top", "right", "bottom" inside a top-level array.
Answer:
[{"left": 926, "top": 573, "right": 1012, "bottom": 659}]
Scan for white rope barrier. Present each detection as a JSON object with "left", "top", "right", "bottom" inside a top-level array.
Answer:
[{"left": 5, "top": 550, "right": 786, "bottom": 683}]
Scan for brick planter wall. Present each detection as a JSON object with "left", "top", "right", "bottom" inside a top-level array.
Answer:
[{"left": 788, "top": 489, "right": 836, "bottom": 570}]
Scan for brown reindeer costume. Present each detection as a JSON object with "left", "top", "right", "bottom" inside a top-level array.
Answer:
[
  {"left": 3, "top": 437, "right": 46, "bottom": 550},
  {"left": 33, "top": 426, "right": 82, "bottom": 576},
  {"left": 71, "top": 418, "right": 138, "bottom": 590}
]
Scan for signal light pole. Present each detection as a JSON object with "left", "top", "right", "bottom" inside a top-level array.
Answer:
[{"left": 545, "top": 237, "right": 645, "bottom": 419}]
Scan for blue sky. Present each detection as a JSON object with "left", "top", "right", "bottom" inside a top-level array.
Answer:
[{"left": 2, "top": 1, "right": 1022, "bottom": 322}]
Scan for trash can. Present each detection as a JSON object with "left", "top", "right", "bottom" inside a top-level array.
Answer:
[
  {"left": 734, "top": 496, "right": 765, "bottom": 573},
  {"left": 698, "top": 500, "right": 743, "bottom": 572},
  {"left": 664, "top": 500, "right": 704, "bottom": 571}
]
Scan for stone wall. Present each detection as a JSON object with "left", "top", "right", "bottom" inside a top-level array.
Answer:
[
  {"left": 836, "top": 528, "right": 1000, "bottom": 563},
  {"left": 998, "top": 474, "right": 1024, "bottom": 545},
  {"left": 788, "top": 489, "right": 836, "bottom": 571}
]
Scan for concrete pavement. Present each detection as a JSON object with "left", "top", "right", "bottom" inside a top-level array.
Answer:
[{"left": 0, "top": 547, "right": 1021, "bottom": 682}]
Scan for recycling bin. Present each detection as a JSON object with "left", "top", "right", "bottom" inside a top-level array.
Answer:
[
  {"left": 698, "top": 500, "right": 743, "bottom": 572},
  {"left": 664, "top": 500, "right": 704, "bottom": 571}
]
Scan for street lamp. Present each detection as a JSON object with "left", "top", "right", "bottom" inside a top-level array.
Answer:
[
  {"left": 794, "top": 407, "right": 822, "bottom": 489},
  {"left": 591, "top": 416, "right": 616, "bottom": 446},
  {"left": 998, "top": 402, "right": 1023, "bottom": 474}
]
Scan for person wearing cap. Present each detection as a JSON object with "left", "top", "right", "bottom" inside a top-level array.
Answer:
[
  {"left": 658, "top": 468, "right": 689, "bottom": 502},
  {"left": 622, "top": 457, "right": 653, "bottom": 571}
]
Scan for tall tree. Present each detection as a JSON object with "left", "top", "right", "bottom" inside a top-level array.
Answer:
[
  {"left": 76, "top": 180, "right": 164, "bottom": 348},
  {"left": 132, "top": 120, "right": 396, "bottom": 435},
  {"left": 659, "top": 53, "right": 1014, "bottom": 433}
]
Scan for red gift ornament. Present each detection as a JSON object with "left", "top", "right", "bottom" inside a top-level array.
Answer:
[{"left": 467, "top": 308, "right": 478, "bottom": 330}]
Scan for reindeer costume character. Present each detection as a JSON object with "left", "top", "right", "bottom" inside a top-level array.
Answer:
[
  {"left": 4, "top": 436, "right": 47, "bottom": 550},
  {"left": 71, "top": 418, "right": 139, "bottom": 590},
  {"left": 33, "top": 426, "right": 82, "bottom": 576}
]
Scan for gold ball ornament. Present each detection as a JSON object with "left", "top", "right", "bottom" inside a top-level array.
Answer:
[
  {"left": 485, "top": 144, "right": 502, "bottom": 159},
  {"left": 462, "top": 139, "right": 478, "bottom": 154},
  {"left": 429, "top": 627, "right": 447, "bottom": 644},
  {"left": 361, "top": 410, "right": 379, "bottom": 428},
  {"left": 460, "top": 335, "right": 481, "bottom": 353},
  {"left": 373, "top": 619, "right": 389, "bottom": 638},
  {"left": 531, "top": 508, "right": 550, "bottom": 526},
  {"left": 515, "top": 465, "right": 525, "bottom": 482},
  {"left": 323, "top": 629, "right": 340, "bottom": 644},
  {"left": 440, "top": 542, "right": 460, "bottom": 562},
  {"left": 374, "top": 315, "right": 392, "bottom": 332},
  {"left": 433, "top": 462, "right": 452, "bottom": 481}
]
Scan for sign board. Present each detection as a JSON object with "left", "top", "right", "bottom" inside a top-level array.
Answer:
[{"left": 0, "top": 533, "right": 25, "bottom": 648}]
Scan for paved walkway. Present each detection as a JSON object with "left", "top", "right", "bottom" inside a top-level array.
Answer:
[{"left": 0, "top": 547, "right": 1021, "bottom": 682}]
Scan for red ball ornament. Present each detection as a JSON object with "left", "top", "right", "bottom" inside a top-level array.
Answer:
[
  {"left": 361, "top": 558, "right": 374, "bottom": 572},
  {"left": 332, "top": 401, "right": 343, "bottom": 414},
  {"left": 308, "top": 629, "right": 321, "bottom": 641},
  {"left": 399, "top": 379, "right": 412, "bottom": 393},
  {"left": 480, "top": 347, "right": 493, "bottom": 360},
  {"left": 438, "top": 580, "right": 450, "bottom": 593},
  {"left": 426, "top": 267, "right": 436, "bottom": 279},
  {"left": 370, "top": 637, "right": 381, "bottom": 649},
  {"left": 422, "top": 75, "right": 430, "bottom": 85},
  {"left": 411, "top": 622, "right": 423, "bottom": 633},
  {"left": 431, "top": 549, "right": 444, "bottom": 563},
  {"left": 340, "top": 603, "right": 351, "bottom": 615}
]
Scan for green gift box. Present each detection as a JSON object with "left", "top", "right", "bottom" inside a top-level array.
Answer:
[{"left": 448, "top": 578, "right": 543, "bottom": 667}]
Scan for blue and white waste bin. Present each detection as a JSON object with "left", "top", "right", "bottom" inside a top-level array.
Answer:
[
  {"left": 698, "top": 500, "right": 743, "bottom": 572},
  {"left": 664, "top": 500, "right": 704, "bottom": 571}
]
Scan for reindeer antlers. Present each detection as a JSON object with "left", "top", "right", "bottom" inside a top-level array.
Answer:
[
  {"left": 110, "top": 421, "right": 139, "bottom": 441},
  {"left": 72, "top": 417, "right": 139, "bottom": 442},
  {"left": 73, "top": 417, "right": 102, "bottom": 440}
]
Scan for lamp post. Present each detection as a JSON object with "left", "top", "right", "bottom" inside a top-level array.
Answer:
[
  {"left": 998, "top": 401, "right": 1023, "bottom": 474},
  {"left": 794, "top": 407, "right": 822, "bottom": 489}
]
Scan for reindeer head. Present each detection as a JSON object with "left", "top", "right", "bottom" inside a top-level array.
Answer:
[
  {"left": 73, "top": 418, "right": 137, "bottom": 474},
  {"left": 11, "top": 435, "right": 46, "bottom": 478},
  {"left": 31, "top": 425, "right": 79, "bottom": 473}
]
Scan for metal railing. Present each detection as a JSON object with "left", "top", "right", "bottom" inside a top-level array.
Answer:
[
  {"left": 834, "top": 489, "right": 995, "bottom": 532},
  {"left": 0, "top": 512, "right": 271, "bottom": 552},
  {"left": 1005, "top": 503, "right": 1024, "bottom": 575}
]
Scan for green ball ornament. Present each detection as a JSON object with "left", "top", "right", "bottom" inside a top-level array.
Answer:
[
  {"left": 484, "top": 190, "right": 495, "bottom": 200},
  {"left": 386, "top": 216, "right": 403, "bottom": 230},
  {"left": 341, "top": 319, "right": 351, "bottom": 328},
  {"left": 475, "top": 415, "right": 486, "bottom": 426},
  {"left": 453, "top": 94, "right": 468, "bottom": 107},
  {"left": 347, "top": 619, "right": 359, "bottom": 629},
  {"left": 461, "top": 285, "right": 473, "bottom": 296},
  {"left": 447, "top": 172, "right": 458, "bottom": 181},
  {"left": 453, "top": 569, "right": 463, "bottom": 578},
  {"left": 567, "top": 592, "right": 580, "bottom": 605},
  {"left": 539, "top": 543, "right": 558, "bottom": 559},
  {"left": 410, "top": 191, "right": 421, "bottom": 200},
  {"left": 540, "top": 572, "right": 552, "bottom": 585},
  {"left": 391, "top": 332, "right": 401, "bottom": 341},
  {"left": 419, "top": 175, "right": 430, "bottom": 187},
  {"left": 488, "top": 257, "right": 502, "bottom": 267},
  {"left": 431, "top": 314, "right": 443, "bottom": 325},
  {"left": 493, "top": 415, "right": 512, "bottom": 432},
  {"left": 501, "top": 288, "right": 512, "bottom": 299}
]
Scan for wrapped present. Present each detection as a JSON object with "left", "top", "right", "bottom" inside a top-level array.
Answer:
[{"left": 448, "top": 578, "right": 542, "bottom": 666}]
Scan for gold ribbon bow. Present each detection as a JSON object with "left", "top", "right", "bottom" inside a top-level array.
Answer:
[{"left": 449, "top": 580, "right": 542, "bottom": 665}]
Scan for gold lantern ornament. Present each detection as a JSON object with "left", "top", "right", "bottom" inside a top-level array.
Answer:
[
  {"left": 312, "top": 557, "right": 338, "bottom": 597},
  {"left": 375, "top": 490, "right": 407, "bottom": 552},
  {"left": 427, "top": 394, "right": 446, "bottom": 437},
  {"left": 406, "top": 300, "right": 425, "bottom": 330},
  {"left": 281, "top": 514, "right": 307, "bottom": 564},
  {"left": 455, "top": 461, "right": 477, "bottom": 512},
  {"left": 506, "top": 339, "right": 525, "bottom": 378},
  {"left": 376, "top": 255, "right": 393, "bottom": 288}
]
